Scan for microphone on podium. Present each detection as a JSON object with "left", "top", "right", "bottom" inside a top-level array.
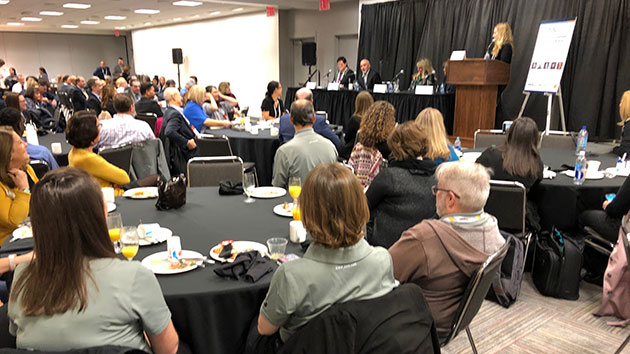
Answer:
[
  {"left": 324, "top": 69, "right": 332, "bottom": 78},
  {"left": 484, "top": 40, "right": 495, "bottom": 59},
  {"left": 392, "top": 69, "right": 404, "bottom": 81}
]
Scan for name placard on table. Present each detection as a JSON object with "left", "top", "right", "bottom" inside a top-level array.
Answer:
[
  {"left": 373, "top": 84, "right": 387, "bottom": 93},
  {"left": 327, "top": 83, "right": 340, "bottom": 91},
  {"left": 306, "top": 82, "right": 317, "bottom": 89},
  {"left": 415, "top": 85, "right": 434, "bottom": 95}
]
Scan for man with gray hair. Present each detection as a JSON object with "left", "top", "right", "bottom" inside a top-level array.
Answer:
[
  {"left": 388, "top": 161, "right": 504, "bottom": 338},
  {"left": 271, "top": 99, "right": 338, "bottom": 188}
]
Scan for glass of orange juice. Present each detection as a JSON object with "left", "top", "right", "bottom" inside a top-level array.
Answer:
[
  {"left": 120, "top": 226, "right": 139, "bottom": 261},
  {"left": 292, "top": 204, "right": 301, "bottom": 221},
  {"left": 107, "top": 212, "right": 123, "bottom": 253},
  {"left": 288, "top": 176, "right": 301, "bottom": 201}
]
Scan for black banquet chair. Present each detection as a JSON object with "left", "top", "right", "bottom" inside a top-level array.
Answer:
[
  {"left": 29, "top": 160, "right": 50, "bottom": 179},
  {"left": 473, "top": 129, "right": 505, "bottom": 149},
  {"left": 187, "top": 156, "right": 244, "bottom": 187},
  {"left": 135, "top": 112, "right": 158, "bottom": 132},
  {"left": 99, "top": 144, "right": 134, "bottom": 175}
]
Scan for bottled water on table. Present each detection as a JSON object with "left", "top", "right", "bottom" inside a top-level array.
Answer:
[
  {"left": 575, "top": 125, "right": 588, "bottom": 155},
  {"left": 574, "top": 150, "right": 587, "bottom": 185},
  {"left": 454, "top": 137, "right": 462, "bottom": 157}
]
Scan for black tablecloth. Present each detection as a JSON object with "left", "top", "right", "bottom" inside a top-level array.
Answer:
[
  {"left": 3, "top": 187, "right": 298, "bottom": 354},
  {"left": 203, "top": 128, "right": 280, "bottom": 186},
  {"left": 285, "top": 88, "right": 455, "bottom": 134},
  {"left": 36, "top": 132, "right": 70, "bottom": 166}
]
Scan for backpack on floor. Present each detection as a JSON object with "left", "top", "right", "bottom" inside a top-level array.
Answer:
[
  {"left": 532, "top": 228, "right": 582, "bottom": 300},
  {"left": 487, "top": 233, "right": 524, "bottom": 308}
]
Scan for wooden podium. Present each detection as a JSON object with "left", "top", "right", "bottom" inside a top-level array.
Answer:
[{"left": 447, "top": 59, "right": 510, "bottom": 145}]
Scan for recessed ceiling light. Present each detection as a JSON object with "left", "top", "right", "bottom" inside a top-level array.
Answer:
[
  {"left": 209, "top": 11, "right": 220, "bottom": 15},
  {"left": 191, "top": 14, "right": 200, "bottom": 18},
  {"left": 40, "top": 11, "right": 64, "bottom": 16},
  {"left": 134, "top": 9, "right": 160, "bottom": 15},
  {"left": 63, "top": 3, "right": 91, "bottom": 9},
  {"left": 104, "top": 15, "right": 127, "bottom": 20},
  {"left": 61, "top": 24, "right": 78, "bottom": 28},
  {"left": 173, "top": 17, "right": 182, "bottom": 21},
  {"left": 115, "top": 26, "right": 126, "bottom": 29},
  {"left": 173, "top": 1, "right": 202, "bottom": 6},
  {"left": 80, "top": 20, "right": 100, "bottom": 24},
  {"left": 7, "top": 22, "right": 24, "bottom": 26},
  {"left": 0, "top": 1, "right": 10, "bottom": 4},
  {"left": 21, "top": 17, "right": 42, "bottom": 22},
  {"left": 144, "top": 22, "right": 152, "bottom": 25},
  {"left": 232, "top": 8, "right": 244, "bottom": 12}
]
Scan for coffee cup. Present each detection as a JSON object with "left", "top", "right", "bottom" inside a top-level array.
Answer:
[
  {"left": 587, "top": 160, "right": 601, "bottom": 173},
  {"left": 250, "top": 126, "right": 259, "bottom": 135},
  {"left": 289, "top": 220, "right": 307, "bottom": 243},
  {"left": 101, "top": 187, "right": 115, "bottom": 203},
  {"left": 51, "top": 142, "right": 62, "bottom": 155},
  {"left": 270, "top": 127, "right": 279, "bottom": 136}
]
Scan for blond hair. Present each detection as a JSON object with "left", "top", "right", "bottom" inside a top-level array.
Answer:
[
  {"left": 618, "top": 90, "right": 630, "bottom": 126},
  {"left": 436, "top": 162, "right": 491, "bottom": 212},
  {"left": 413, "top": 58, "right": 434, "bottom": 81},
  {"left": 415, "top": 108, "right": 450, "bottom": 160},
  {"left": 491, "top": 23, "right": 514, "bottom": 57},
  {"left": 187, "top": 85, "right": 206, "bottom": 105},
  {"left": 115, "top": 77, "right": 126, "bottom": 88}
]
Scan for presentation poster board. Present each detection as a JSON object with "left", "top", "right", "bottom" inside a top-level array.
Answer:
[{"left": 524, "top": 18, "right": 576, "bottom": 94}]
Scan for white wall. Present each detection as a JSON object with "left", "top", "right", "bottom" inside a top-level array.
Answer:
[
  {"left": 132, "top": 13, "right": 279, "bottom": 117},
  {"left": 0, "top": 32, "right": 128, "bottom": 82}
]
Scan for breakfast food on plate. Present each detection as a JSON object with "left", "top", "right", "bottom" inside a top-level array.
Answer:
[
  {"left": 150, "top": 259, "right": 196, "bottom": 272},
  {"left": 282, "top": 202, "right": 291, "bottom": 211}
]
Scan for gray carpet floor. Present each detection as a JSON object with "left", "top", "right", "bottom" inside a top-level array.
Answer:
[{"left": 441, "top": 274, "right": 630, "bottom": 353}]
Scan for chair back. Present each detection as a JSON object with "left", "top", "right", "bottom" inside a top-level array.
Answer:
[
  {"left": 539, "top": 132, "right": 577, "bottom": 150},
  {"left": 440, "top": 242, "right": 509, "bottom": 347},
  {"left": 484, "top": 180, "right": 527, "bottom": 235},
  {"left": 187, "top": 156, "right": 243, "bottom": 187},
  {"left": 58, "top": 91, "right": 74, "bottom": 110},
  {"left": 196, "top": 134, "right": 233, "bottom": 157},
  {"left": 99, "top": 144, "right": 134, "bottom": 174},
  {"left": 474, "top": 129, "right": 505, "bottom": 148},
  {"left": 135, "top": 112, "right": 158, "bottom": 132},
  {"left": 30, "top": 160, "right": 50, "bottom": 179}
]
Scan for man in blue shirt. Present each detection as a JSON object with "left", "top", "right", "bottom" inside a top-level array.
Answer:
[{"left": 278, "top": 87, "right": 341, "bottom": 150}]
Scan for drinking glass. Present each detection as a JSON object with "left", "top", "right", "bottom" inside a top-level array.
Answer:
[
  {"left": 120, "top": 226, "right": 139, "bottom": 261},
  {"left": 267, "top": 237, "right": 288, "bottom": 260},
  {"left": 107, "top": 212, "right": 123, "bottom": 253},
  {"left": 243, "top": 172, "right": 256, "bottom": 203},
  {"left": 288, "top": 177, "right": 301, "bottom": 218}
]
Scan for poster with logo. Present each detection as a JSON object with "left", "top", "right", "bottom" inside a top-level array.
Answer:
[{"left": 524, "top": 18, "right": 576, "bottom": 93}]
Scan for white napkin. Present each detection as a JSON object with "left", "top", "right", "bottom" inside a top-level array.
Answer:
[{"left": 543, "top": 170, "right": 557, "bottom": 179}]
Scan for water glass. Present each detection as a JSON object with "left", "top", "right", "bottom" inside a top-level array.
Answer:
[
  {"left": 267, "top": 237, "right": 288, "bottom": 260},
  {"left": 243, "top": 172, "right": 256, "bottom": 203}
]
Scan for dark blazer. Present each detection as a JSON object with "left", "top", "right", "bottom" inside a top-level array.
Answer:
[
  {"left": 70, "top": 86, "right": 88, "bottom": 111},
  {"left": 366, "top": 159, "right": 437, "bottom": 248},
  {"left": 278, "top": 113, "right": 341, "bottom": 149},
  {"left": 357, "top": 70, "right": 382, "bottom": 90},
  {"left": 93, "top": 66, "right": 112, "bottom": 80},
  {"left": 86, "top": 91, "right": 102, "bottom": 115},
  {"left": 613, "top": 120, "right": 630, "bottom": 158},
  {"left": 163, "top": 106, "right": 198, "bottom": 161},
  {"left": 135, "top": 97, "right": 164, "bottom": 118},
  {"left": 104, "top": 101, "right": 116, "bottom": 117},
  {"left": 496, "top": 43, "right": 513, "bottom": 64},
  {"left": 340, "top": 115, "right": 361, "bottom": 159},
  {"left": 334, "top": 69, "right": 356, "bottom": 87}
]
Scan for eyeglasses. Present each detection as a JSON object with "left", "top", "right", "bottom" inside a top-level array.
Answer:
[{"left": 431, "top": 185, "right": 461, "bottom": 199}]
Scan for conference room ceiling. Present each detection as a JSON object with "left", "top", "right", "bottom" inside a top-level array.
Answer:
[{"left": 0, "top": 0, "right": 351, "bottom": 35}]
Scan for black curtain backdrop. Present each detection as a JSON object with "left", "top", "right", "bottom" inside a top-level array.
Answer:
[{"left": 358, "top": 0, "right": 630, "bottom": 139}]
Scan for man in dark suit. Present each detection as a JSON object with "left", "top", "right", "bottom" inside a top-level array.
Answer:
[
  {"left": 161, "top": 87, "right": 198, "bottom": 175},
  {"left": 278, "top": 87, "right": 341, "bottom": 150},
  {"left": 333, "top": 56, "right": 355, "bottom": 89},
  {"left": 357, "top": 59, "right": 382, "bottom": 91},
  {"left": 71, "top": 76, "right": 88, "bottom": 111},
  {"left": 86, "top": 78, "right": 102, "bottom": 115},
  {"left": 93, "top": 61, "right": 111, "bottom": 80},
  {"left": 135, "top": 82, "right": 163, "bottom": 119}
]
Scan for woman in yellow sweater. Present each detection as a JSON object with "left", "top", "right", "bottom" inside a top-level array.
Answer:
[
  {"left": 0, "top": 127, "right": 39, "bottom": 243},
  {"left": 66, "top": 111, "right": 130, "bottom": 196}
]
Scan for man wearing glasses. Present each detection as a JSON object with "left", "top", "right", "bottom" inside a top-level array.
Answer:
[{"left": 388, "top": 161, "right": 505, "bottom": 339}]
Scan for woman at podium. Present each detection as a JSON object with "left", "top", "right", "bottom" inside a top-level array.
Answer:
[
  {"left": 491, "top": 23, "right": 513, "bottom": 64},
  {"left": 408, "top": 58, "right": 435, "bottom": 91}
]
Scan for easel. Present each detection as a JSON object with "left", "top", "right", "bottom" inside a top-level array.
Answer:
[{"left": 517, "top": 84, "right": 567, "bottom": 135}]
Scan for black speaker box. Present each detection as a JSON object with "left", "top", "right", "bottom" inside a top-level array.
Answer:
[
  {"left": 302, "top": 42, "right": 316, "bottom": 66},
  {"left": 172, "top": 48, "right": 183, "bottom": 64}
]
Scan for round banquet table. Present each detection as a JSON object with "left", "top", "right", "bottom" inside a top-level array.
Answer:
[
  {"left": 203, "top": 127, "right": 280, "bottom": 186},
  {"left": 2, "top": 187, "right": 298, "bottom": 354},
  {"left": 33, "top": 132, "right": 71, "bottom": 166}
]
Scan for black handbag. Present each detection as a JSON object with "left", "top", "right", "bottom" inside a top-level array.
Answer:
[
  {"left": 155, "top": 174, "right": 187, "bottom": 210},
  {"left": 532, "top": 228, "right": 582, "bottom": 300}
]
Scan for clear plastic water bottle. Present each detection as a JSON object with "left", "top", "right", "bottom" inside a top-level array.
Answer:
[
  {"left": 574, "top": 150, "right": 587, "bottom": 185},
  {"left": 576, "top": 125, "right": 588, "bottom": 155},
  {"left": 454, "top": 136, "right": 462, "bottom": 154}
]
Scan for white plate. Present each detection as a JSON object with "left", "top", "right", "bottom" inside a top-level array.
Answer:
[
  {"left": 250, "top": 187, "right": 286, "bottom": 199},
  {"left": 209, "top": 241, "right": 268, "bottom": 263},
  {"left": 107, "top": 202, "right": 116, "bottom": 213},
  {"left": 461, "top": 152, "right": 482, "bottom": 163},
  {"left": 273, "top": 203, "right": 293, "bottom": 217},
  {"left": 562, "top": 170, "right": 605, "bottom": 180},
  {"left": 12, "top": 226, "right": 32, "bottom": 240},
  {"left": 605, "top": 167, "right": 630, "bottom": 177},
  {"left": 141, "top": 250, "right": 203, "bottom": 275},
  {"left": 139, "top": 227, "right": 172, "bottom": 246},
  {"left": 123, "top": 187, "right": 159, "bottom": 199}
]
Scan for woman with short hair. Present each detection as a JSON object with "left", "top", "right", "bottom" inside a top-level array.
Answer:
[
  {"left": 415, "top": 108, "right": 459, "bottom": 165},
  {"left": 183, "top": 85, "right": 232, "bottom": 132},
  {"left": 9, "top": 167, "right": 179, "bottom": 353},
  {"left": 366, "top": 122, "right": 437, "bottom": 248},
  {"left": 257, "top": 163, "right": 396, "bottom": 344}
]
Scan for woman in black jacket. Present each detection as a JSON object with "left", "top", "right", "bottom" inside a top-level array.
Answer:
[
  {"left": 365, "top": 121, "right": 436, "bottom": 248},
  {"left": 613, "top": 90, "right": 630, "bottom": 157}
]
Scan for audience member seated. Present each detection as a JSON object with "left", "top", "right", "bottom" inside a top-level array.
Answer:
[
  {"left": 67, "top": 111, "right": 130, "bottom": 196},
  {"left": 96, "top": 93, "right": 154, "bottom": 151},
  {"left": 271, "top": 100, "right": 337, "bottom": 188},
  {"left": 163, "top": 88, "right": 198, "bottom": 174},
  {"left": 0, "top": 108, "right": 58, "bottom": 170},
  {"left": 340, "top": 91, "right": 373, "bottom": 159},
  {"left": 183, "top": 85, "right": 231, "bottom": 132},
  {"left": 165, "top": 79, "right": 177, "bottom": 88},
  {"left": 129, "top": 79, "right": 141, "bottom": 102},
  {"left": 86, "top": 78, "right": 103, "bottom": 116},
  {"left": 366, "top": 122, "right": 436, "bottom": 248},
  {"left": 261, "top": 81, "right": 284, "bottom": 121},
  {"left": 70, "top": 76, "right": 88, "bottom": 111},
  {"left": 4, "top": 92, "right": 26, "bottom": 113},
  {"left": 92, "top": 60, "right": 111, "bottom": 80},
  {"left": 101, "top": 84, "right": 116, "bottom": 117},
  {"left": 332, "top": 56, "right": 355, "bottom": 88},
  {"left": 257, "top": 163, "right": 396, "bottom": 346},
  {"left": 135, "top": 82, "right": 164, "bottom": 123},
  {"left": 115, "top": 77, "right": 128, "bottom": 94},
  {"left": 278, "top": 87, "right": 340, "bottom": 149},
  {"left": 11, "top": 75, "right": 25, "bottom": 94},
  {"left": 581, "top": 176, "right": 630, "bottom": 245},
  {"left": 415, "top": 108, "right": 459, "bottom": 165},
  {"left": 219, "top": 81, "right": 239, "bottom": 110},
  {"left": 202, "top": 85, "right": 236, "bottom": 121},
  {"left": 389, "top": 161, "right": 504, "bottom": 338},
  {"left": 437, "top": 60, "right": 456, "bottom": 94},
  {"left": 23, "top": 85, "right": 54, "bottom": 120},
  {"left": 613, "top": 90, "right": 630, "bottom": 157},
  {"left": 408, "top": 58, "right": 436, "bottom": 90},
  {"left": 179, "top": 80, "right": 194, "bottom": 97},
  {"left": 37, "top": 79, "right": 57, "bottom": 108},
  {"left": 8, "top": 168, "right": 179, "bottom": 353},
  {"left": 0, "top": 126, "right": 38, "bottom": 243},
  {"left": 348, "top": 100, "right": 395, "bottom": 188},
  {"left": 357, "top": 59, "right": 381, "bottom": 91}
]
